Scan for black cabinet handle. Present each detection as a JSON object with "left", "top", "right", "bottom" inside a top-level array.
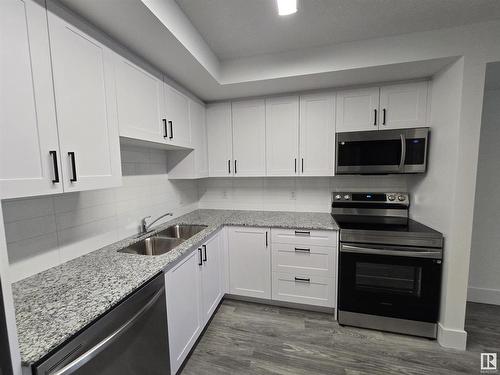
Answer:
[
  {"left": 382, "top": 109, "right": 386, "bottom": 125},
  {"left": 198, "top": 248, "right": 203, "bottom": 266},
  {"left": 301, "top": 158, "right": 304, "bottom": 173},
  {"left": 294, "top": 247, "right": 310, "bottom": 253},
  {"left": 168, "top": 121, "right": 173, "bottom": 139},
  {"left": 294, "top": 158, "right": 297, "bottom": 173},
  {"left": 68, "top": 152, "right": 77, "bottom": 182},
  {"left": 295, "top": 230, "right": 310, "bottom": 236},
  {"left": 294, "top": 277, "right": 310, "bottom": 283},
  {"left": 202, "top": 244, "right": 207, "bottom": 262},
  {"left": 374, "top": 109, "right": 378, "bottom": 126},
  {"left": 265, "top": 231, "right": 268, "bottom": 247},
  {"left": 228, "top": 159, "right": 231, "bottom": 174},
  {"left": 162, "top": 119, "right": 168, "bottom": 138},
  {"left": 49, "top": 150, "right": 59, "bottom": 183},
  {"left": 234, "top": 160, "right": 237, "bottom": 174}
]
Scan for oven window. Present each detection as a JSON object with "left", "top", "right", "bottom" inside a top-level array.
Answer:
[
  {"left": 337, "top": 139, "right": 402, "bottom": 166},
  {"left": 355, "top": 262, "right": 422, "bottom": 297}
]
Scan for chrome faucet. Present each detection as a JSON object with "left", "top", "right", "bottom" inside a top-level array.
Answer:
[{"left": 141, "top": 212, "right": 173, "bottom": 235}]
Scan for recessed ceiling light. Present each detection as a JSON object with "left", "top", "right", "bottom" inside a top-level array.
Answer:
[{"left": 277, "top": 0, "right": 297, "bottom": 16}]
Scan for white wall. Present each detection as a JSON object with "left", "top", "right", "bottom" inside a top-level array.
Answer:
[
  {"left": 199, "top": 175, "right": 408, "bottom": 212},
  {"left": 1, "top": 143, "right": 198, "bottom": 282},
  {"left": 468, "top": 87, "right": 500, "bottom": 305}
]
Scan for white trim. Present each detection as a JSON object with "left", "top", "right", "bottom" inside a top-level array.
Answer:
[
  {"left": 437, "top": 322, "right": 467, "bottom": 350},
  {"left": 468, "top": 286, "right": 500, "bottom": 305}
]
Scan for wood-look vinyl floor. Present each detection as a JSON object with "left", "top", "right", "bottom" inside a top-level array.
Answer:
[{"left": 181, "top": 300, "right": 500, "bottom": 375}]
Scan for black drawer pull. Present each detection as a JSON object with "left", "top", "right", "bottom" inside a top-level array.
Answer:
[
  {"left": 294, "top": 277, "right": 310, "bottom": 283},
  {"left": 49, "top": 150, "right": 59, "bottom": 183},
  {"left": 294, "top": 247, "right": 310, "bottom": 253},
  {"left": 294, "top": 230, "right": 310, "bottom": 236},
  {"left": 68, "top": 152, "right": 77, "bottom": 182},
  {"left": 202, "top": 245, "right": 207, "bottom": 262},
  {"left": 198, "top": 248, "right": 203, "bottom": 266}
]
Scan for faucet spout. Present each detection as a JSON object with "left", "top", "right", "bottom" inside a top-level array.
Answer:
[{"left": 141, "top": 212, "right": 173, "bottom": 235}]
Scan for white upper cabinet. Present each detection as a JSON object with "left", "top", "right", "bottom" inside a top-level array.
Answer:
[
  {"left": 167, "top": 99, "right": 208, "bottom": 179},
  {"left": 336, "top": 88, "right": 380, "bottom": 132},
  {"left": 207, "top": 102, "right": 233, "bottom": 177},
  {"left": 47, "top": 9, "right": 121, "bottom": 192},
  {"left": 299, "top": 93, "right": 335, "bottom": 176},
  {"left": 164, "top": 83, "right": 191, "bottom": 147},
  {"left": 379, "top": 82, "right": 428, "bottom": 130},
  {"left": 265, "top": 96, "right": 300, "bottom": 176},
  {"left": 336, "top": 82, "right": 429, "bottom": 132},
  {"left": 114, "top": 57, "right": 166, "bottom": 143},
  {"left": 232, "top": 99, "right": 266, "bottom": 176},
  {"left": 0, "top": 0, "right": 62, "bottom": 199},
  {"left": 228, "top": 226, "right": 271, "bottom": 299}
]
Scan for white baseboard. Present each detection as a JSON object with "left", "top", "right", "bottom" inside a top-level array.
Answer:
[
  {"left": 437, "top": 323, "right": 467, "bottom": 350},
  {"left": 467, "top": 286, "right": 500, "bottom": 305}
]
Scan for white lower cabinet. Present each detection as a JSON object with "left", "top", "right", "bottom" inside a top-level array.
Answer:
[
  {"left": 227, "top": 226, "right": 271, "bottom": 299},
  {"left": 272, "top": 273, "right": 334, "bottom": 307},
  {"left": 165, "top": 231, "right": 223, "bottom": 374}
]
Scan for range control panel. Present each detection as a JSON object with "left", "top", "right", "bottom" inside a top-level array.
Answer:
[{"left": 332, "top": 192, "right": 409, "bottom": 204}]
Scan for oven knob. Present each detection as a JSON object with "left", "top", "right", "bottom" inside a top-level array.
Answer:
[
  {"left": 388, "top": 194, "right": 396, "bottom": 201},
  {"left": 334, "top": 194, "right": 342, "bottom": 200},
  {"left": 398, "top": 195, "right": 406, "bottom": 202},
  {"left": 343, "top": 194, "right": 351, "bottom": 200}
]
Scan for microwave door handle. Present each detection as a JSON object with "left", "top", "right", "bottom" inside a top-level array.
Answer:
[
  {"left": 399, "top": 134, "right": 407, "bottom": 171},
  {"left": 340, "top": 244, "right": 442, "bottom": 259}
]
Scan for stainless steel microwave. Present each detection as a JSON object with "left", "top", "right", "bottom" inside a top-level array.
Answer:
[{"left": 335, "top": 127, "right": 429, "bottom": 175}]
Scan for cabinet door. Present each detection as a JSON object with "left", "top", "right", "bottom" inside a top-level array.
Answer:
[
  {"left": 265, "top": 96, "right": 299, "bottom": 176},
  {"left": 299, "top": 93, "right": 335, "bottom": 176},
  {"left": 165, "top": 83, "right": 191, "bottom": 147},
  {"left": 228, "top": 227, "right": 271, "bottom": 299},
  {"left": 47, "top": 11, "right": 121, "bottom": 192},
  {"left": 165, "top": 250, "right": 202, "bottom": 375},
  {"left": 207, "top": 102, "right": 233, "bottom": 177},
  {"left": 115, "top": 57, "right": 165, "bottom": 144},
  {"left": 232, "top": 99, "right": 266, "bottom": 176},
  {"left": 336, "top": 88, "right": 380, "bottom": 132},
  {"left": 0, "top": 0, "right": 62, "bottom": 199},
  {"left": 200, "top": 233, "right": 223, "bottom": 325},
  {"left": 191, "top": 100, "right": 208, "bottom": 177},
  {"left": 379, "top": 82, "right": 428, "bottom": 130}
]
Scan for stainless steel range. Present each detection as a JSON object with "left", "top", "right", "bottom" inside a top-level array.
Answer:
[{"left": 332, "top": 192, "right": 443, "bottom": 338}]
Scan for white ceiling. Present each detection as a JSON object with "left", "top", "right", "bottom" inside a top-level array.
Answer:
[{"left": 176, "top": 0, "right": 500, "bottom": 61}]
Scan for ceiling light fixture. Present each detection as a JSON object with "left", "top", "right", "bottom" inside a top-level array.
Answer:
[{"left": 277, "top": 0, "right": 297, "bottom": 16}]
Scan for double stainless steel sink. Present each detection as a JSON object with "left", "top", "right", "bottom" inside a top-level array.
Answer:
[{"left": 118, "top": 224, "right": 207, "bottom": 256}]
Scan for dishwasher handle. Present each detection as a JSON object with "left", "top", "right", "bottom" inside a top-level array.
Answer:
[{"left": 50, "top": 286, "right": 164, "bottom": 375}]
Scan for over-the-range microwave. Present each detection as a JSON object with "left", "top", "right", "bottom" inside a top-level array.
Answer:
[{"left": 335, "top": 127, "right": 429, "bottom": 175}]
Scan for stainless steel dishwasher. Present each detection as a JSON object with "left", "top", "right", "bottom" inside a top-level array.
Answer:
[{"left": 33, "top": 273, "right": 170, "bottom": 375}]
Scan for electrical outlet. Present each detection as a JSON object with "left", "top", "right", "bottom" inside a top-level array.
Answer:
[
  {"left": 291, "top": 191, "right": 296, "bottom": 200},
  {"left": 222, "top": 190, "right": 228, "bottom": 199}
]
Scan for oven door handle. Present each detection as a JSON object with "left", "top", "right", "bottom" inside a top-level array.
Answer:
[{"left": 340, "top": 244, "right": 442, "bottom": 259}]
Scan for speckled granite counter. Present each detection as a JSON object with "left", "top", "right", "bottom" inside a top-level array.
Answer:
[{"left": 12, "top": 209, "right": 337, "bottom": 366}]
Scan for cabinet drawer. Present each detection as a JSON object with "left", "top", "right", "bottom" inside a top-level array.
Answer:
[
  {"left": 271, "top": 228, "right": 337, "bottom": 246},
  {"left": 272, "top": 272, "right": 334, "bottom": 307},
  {"left": 272, "top": 243, "right": 334, "bottom": 277}
]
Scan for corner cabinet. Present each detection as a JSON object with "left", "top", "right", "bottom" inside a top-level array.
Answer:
[
  {"left": 1, "top": 0, "right": 122, "bottom": 199},
  {"left": 227, "top": 226, "right": 271, "bottom": 299},
  {"left": 165, "top": 231, "right": 223, "bottom": 374}
]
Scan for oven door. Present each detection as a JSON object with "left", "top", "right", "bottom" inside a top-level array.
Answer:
[
  {"left": 335, "top": 128, "right": 428, "bottom": 174},
  {"left": 338, "top": 243, "right": 442, "bottom": 322}
]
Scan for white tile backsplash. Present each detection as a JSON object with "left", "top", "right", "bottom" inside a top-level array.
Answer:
[{"left": 2, "top": 144, "right": 199, "bottom": 282}]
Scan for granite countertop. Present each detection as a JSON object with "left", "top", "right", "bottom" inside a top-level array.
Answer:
[{"left": 12, "top": 209, "right": 337, "bottom": 366}]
